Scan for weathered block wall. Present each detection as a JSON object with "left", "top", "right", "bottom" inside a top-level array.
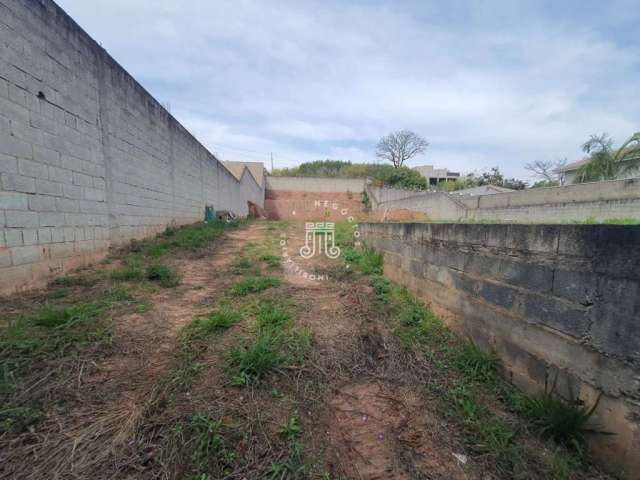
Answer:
[
  {"left": 360, "top": 222, "right": 640, "bottom": 476},
  {"left": 0, "top": 0, "right": 263, "bottom": 294},
  {"left": 369, "top": 178, "right": 640, "bottom": 222}
]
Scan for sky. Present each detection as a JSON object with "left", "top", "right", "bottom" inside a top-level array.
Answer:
[{"left": 56, "top": 0, "right": 640, "bottom": 181}]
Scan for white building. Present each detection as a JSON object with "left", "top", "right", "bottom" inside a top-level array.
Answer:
[{"left": 412, "top": 165, "right": 460, "bottom": 186}]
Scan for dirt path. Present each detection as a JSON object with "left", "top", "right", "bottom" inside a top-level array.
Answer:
[
  {"left": 1, "top": 223, "right": 266, "bottom": 480},
  {"left": 2, "top": 220, "right": 610, "bottom": 480},
  {"left": 280, "top": 222, "right": 476, "bottom": 480}
]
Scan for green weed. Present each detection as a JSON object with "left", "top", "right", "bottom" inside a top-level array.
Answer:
[
  {"left": 512, "top": 381, "right": 602, "bottom": 452},
  {"left": 188, "top": 413, "right": 235, "bottom": 472},
  {"left": 231, "top": 276, "right": 280, "bottom": 296},
  {"left": 184, "top": 308, "right": 243, "bottom": 340},
  {"left": 260, "top": 254, "right": 281, "bottom": 269},
  {"left": 0, "top": 406, "right": 45, "bottom": 433},
  {"left": 145, "top": 263, "right": 179, "bottom": 287},
  {"left": 228, "top": 331, "right": 285, "bottom": 386},
  {"left": 454, "top": 342, "right": 500, "bottom": 384},
  {"left": 279, "top": 412, "right": 302, "bottom": 439},
  {"left": 111, "top": 256, "right": 145, "bottom": 281},
  {"left": 256, "top": 306, "right": 291, "bottom": 332}
]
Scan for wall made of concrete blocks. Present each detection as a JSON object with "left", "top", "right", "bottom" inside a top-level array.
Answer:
[
  {"left": 360, "top": 222, "right": 640, "bottom": 478},
  {"left": 369, "top": 179, "right": 640, "bottom": 222},
  {"left": 0, "top": 0, "right": 264, "bottom": 294},
  {"left": 265, "top": 175, "right": 367, "bottom": 194}
]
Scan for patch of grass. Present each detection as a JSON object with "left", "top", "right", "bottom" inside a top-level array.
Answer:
[
  {"left": 0, "top": 406, "right": 45, "bottom": 433},
  {"left": 184, "top": 308, "right": 243, "bottom": 340},
  {"left": 188, "top": 413, "right": 236, "bottom": 472},
  {"left": 231, "top": 276, "right": 280, "bottom": 296},
  {"left": 279, "top": 412, "right": 302, "bottom": 440},
  {"left": 228, "top": 330, "right": 285, "bottom": 386},
  {"left": 145, "top": 263, "right": 179, "bottom": 287},
  {"left": 1, "top": 298, "right": 114, "bottom": 367},
  {"left": 167, "top": 307, "right": 243, "bottom": 391},
  {"left": 256, "top": 306, "right": 291, "bottom": 332},
  {"left": 260, "top": 254, "right": 281, "bottom": 269},
  {"left": 343, "top": 247, "right": 383, "bottom": 274},
  {"left": 454, "top": 341, "right": 500, "bottom": 384},
  {"left": 370, "top": 274, "right": 391, "bottom": 303},
  {"left": 231, "top": 257, "right": 259, "bottom": 276},
  {"left": 111, "top": 256, "right": 145, "bottom": 282},
  {"left": 49, "top": 273, "right": 100, "bottom": 288},
  {"left": 511, "top": 383, "right": 602, "bottom": 452},
  {"left": 28, "top": 302, "right": 105, "bottom": 328}
]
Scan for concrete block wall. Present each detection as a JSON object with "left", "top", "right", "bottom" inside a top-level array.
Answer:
[
  {"left": 369, "top": 178, "right": 640, "bottom": 222},
  {"left": 0, "top": 0, "right": 263, "bottom": 294},
  {"left": 360, "top": 222, "right": 640, "bottom": 476},
  {"left": 265, "top": 175, "right": 366, "bottom": 194}
]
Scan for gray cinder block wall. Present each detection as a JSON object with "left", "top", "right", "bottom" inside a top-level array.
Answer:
[
  {"left": 0, "top": 0, "right": 264, "bottom": 294},
  {"left": 368, "top": 177, "right": 640, "bottom": 222},
  {"left": 360, "top": 222, "right": 640, "bottom": 476}
]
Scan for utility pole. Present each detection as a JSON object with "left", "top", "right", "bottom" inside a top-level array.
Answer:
[{"left": 270, "top": 152, "right": 274, "bottom": 173}]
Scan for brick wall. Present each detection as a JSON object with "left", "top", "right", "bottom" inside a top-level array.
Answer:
[
  {"left": 360, "top": 222, "right": 640, "bottom": 476},
  {"left": 0, "top": 0, "right": 264, "bottom": 294}
]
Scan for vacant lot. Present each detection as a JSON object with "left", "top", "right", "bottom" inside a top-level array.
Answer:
[{"left": 0, "top": 220, "right": 611, "bottom": 479}]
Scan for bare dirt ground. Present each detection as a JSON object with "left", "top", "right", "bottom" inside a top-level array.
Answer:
[
  {"left": 0, "top": 224, "right": 265, "bottom": 479},
  {"left": 280, "top": 222, "right": 482, "bottom": 480}
]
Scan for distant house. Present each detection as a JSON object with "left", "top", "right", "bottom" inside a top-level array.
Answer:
[
  {"left": 412, "top": 165, "right": 460, "bottom": 186},
  {"left": 222, "top": 161, "right": 266, "bottom": 187},
  {"left": 555, "top": 159, "right": 589, "bottom": 185},
  {"left": 557, "top": 145, "right": 640, "bottom": 184}
]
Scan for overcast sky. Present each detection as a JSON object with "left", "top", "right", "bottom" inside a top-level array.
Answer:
[{"left": 56, "top": 0, "right": 639, "bottom": 180}]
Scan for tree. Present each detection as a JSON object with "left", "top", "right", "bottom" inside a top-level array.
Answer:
[
  {"left": 480, "top": 167, "right": 504, "bottom": 186},
  {"left": 525, "top": 158, "right": 567, "bottom": 185},
  {"left": 376, "top": 130, "right": 429, "bottom": 168},
  {"left": 576, "top": 132, "right": 640, "bottom": 182}
]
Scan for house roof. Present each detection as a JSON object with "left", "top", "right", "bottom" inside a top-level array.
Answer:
[
  {"left": 222, "top": 161, "right": 265, "bottom": 186},
  {"left": 557, "top": 145, "right": 640, "bottom": 173},
  {"left": 557, "top": 158, "right": 589, "bottom": 173}
]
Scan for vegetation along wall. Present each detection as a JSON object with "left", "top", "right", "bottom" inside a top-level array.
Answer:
[
  {"left": 0, "top": 0, "right": 264, "bottom": 294},
  {"left": 360, "top": 222, "right": 640, "bottom": 476}
]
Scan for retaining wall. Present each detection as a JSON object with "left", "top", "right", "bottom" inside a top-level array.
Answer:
[
  {"left": 360, "top": 222, "right": 640, "bottom": 477},
  {"left": 0, "top": 0, "right": 264, "bottom": 294},
  {"left": 369, "top": 178, "right": 640, "bottom": 222}
]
